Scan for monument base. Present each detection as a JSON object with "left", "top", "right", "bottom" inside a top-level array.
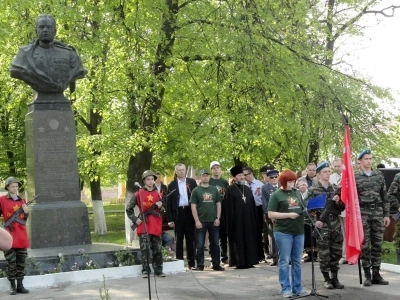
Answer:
[
  {"left": 27, "top": 201, "right": 91, "bottom": 249},
  {"left": 25, "top": 96, "right": 91, "bottom": 248}
]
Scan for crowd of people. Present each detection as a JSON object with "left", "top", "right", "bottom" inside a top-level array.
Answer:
[{"left": 126, "top": 149, "right": 400, "bottom": 298}]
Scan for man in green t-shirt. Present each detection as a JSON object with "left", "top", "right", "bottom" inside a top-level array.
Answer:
[
  {"left": 190, "top": 169, "right": 224, "bottom": 271},
  {"left": 209, "top": 160, "right": 229, "bottom": 264}
]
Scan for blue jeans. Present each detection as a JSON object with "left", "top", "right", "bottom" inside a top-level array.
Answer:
[
  {"left": 274, "top": 231, "right": 305, "bottom": 295},
  {"left": 195, "top": 222, "right": 220, "bottom": 267}
]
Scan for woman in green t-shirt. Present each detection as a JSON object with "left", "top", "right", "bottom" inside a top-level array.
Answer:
[{"left": 268, "top": 169, "right": 306, "bottom": 298}]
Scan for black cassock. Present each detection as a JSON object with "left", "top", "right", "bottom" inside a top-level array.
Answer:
[{"left": 223, "top": 183, "right": 259, "bottom": 267}]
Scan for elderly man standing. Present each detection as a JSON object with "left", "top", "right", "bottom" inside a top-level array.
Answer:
[
  {"left": 224, "top": 166, "right": 259, "bottom": 268},
  {"left": 167, "top": 163, "right": 197, "bottom": 269},
  {"left": 301, "top": 163, "right": 318, "bottom": 188},
  {"left": 355, "top": 149, "right": 390, "bottom": 286}
]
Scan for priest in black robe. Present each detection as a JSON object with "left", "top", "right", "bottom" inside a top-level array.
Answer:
[{"left": 223, "top": 165, "right": 259, "bottom": 268}]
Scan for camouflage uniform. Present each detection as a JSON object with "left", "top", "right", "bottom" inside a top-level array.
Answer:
[
  {"left": 306, "top": 182, "right": 345, "bottom": 289},
  {"left": 387, "top": 173, "right": 400, "bottom": 251},
  {"left": 355, "top": 169, "right": 390, "bottom": 286},
  {"left": 139, "top": 234, "right": 163, "bottom": 275}
]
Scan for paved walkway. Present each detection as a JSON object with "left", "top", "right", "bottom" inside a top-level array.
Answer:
[{"left": 1, "top": 261, "right": 399, "bottom": 300}]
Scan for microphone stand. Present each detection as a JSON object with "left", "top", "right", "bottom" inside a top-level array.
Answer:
[
  {"left": 293, "top": 191, "right": 328, "bottom": 299},
  {"left": 134, "top": 182, "right": 153, "bottom": 300}
]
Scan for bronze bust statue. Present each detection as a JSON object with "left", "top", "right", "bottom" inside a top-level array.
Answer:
[{"left": 10, "top": 14, "right": 87, "bottom": 95}]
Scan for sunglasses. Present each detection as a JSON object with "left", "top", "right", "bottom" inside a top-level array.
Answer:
[{"left": 269, "top": 176, "right": 278, "bottom": 179}]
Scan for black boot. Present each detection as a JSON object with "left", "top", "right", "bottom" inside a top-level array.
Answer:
[
  {"left": 363, "top": 267, "right": 372, "bottom": 287},
  {"left": 371, "top": 267, "right": 389, "bottom": 285},
  {"left": 322, "top": 272, "right": 334, "bottom": 289},
  {"left": 9, "top": 279, "right": 17, "bottom": 295},
  {"left": 331, "top": 271, "right": 344, "bottom": 289},
  {"left": 16, "top": 279, "right": 29, "bottom": 294}
]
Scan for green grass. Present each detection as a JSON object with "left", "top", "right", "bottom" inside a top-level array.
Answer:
[
  {"left": 382, "top": 241, "right": 397, "bottom": 264},
  {"left": 87, "top": 204, "right": 125, "bottom": 212},
  {"left": 89, "top": 212, "right": 126, "bottom": 245}
]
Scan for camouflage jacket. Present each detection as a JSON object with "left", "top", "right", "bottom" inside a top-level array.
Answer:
[
  {"left": 387, "top": 172, "right": 400, "bottom": 211},
  {"left": 355, "top": 169, "right": 389, "bottom": 217},
  {"left": 305, "top": 181, "right": 345, "bottom": 222}
]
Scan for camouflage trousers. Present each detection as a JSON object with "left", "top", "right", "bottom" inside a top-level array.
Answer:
[
  {"left": 360, "top": 207, "right": 384, "bottom": 268},
  {"left": 139, "top": 234, "right": 163, "bottom": 275},
  {"left": 394, "top": 214, "right": 400, "bottom": 251},
  {"left": 4, "top": 248, "right": 27, "bottom": 280},
  {"left": 316, "top": 218, "right": 343, "bottom": 273}
]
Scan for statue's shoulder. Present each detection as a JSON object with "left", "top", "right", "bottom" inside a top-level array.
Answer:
[{"left": 54, "top": 40, "right": 77, "bottom": 52}]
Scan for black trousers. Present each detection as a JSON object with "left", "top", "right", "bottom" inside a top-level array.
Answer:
[
  {"left": 268, "top": 221, "right": 278, "bottom": 262},
  {"left": 174, "top": 206, "right": 195, "bottom": 267},
  {"left": 255, "top": 206, "right": 265, "bottom": 261}
]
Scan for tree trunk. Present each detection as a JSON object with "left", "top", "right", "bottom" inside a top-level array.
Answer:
[{"left": 90, "top": 178, "right": 107, "bottom": 235}]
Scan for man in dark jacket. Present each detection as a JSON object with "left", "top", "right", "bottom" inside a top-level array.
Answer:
[{"left": 166, "top": 163, "right": 197, "bottom": 269}]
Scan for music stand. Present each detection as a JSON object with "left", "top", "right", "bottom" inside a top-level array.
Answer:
[{"left": 292, "top": 195, "right": 328, "bottom": 299}]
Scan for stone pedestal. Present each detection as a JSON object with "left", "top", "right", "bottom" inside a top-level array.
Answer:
[{"left": 25, "top": 93, "right": 91, "bottom": 249}]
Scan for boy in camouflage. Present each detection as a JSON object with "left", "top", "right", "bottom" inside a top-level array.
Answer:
[
  {"left": 306, "top": 162, "right": 345, "bottom": 289},
  {"left": 0, "top": 177, "right": 30, "bottom": 295},
  {"left": 386, "top": 172, "right": 400, "bottom": 257},
  {"left": 355, "top": 149, "right": 390, "bottom": 286},
  {"left": 126, "top": 170, "right": 165, "bottom": 278}
]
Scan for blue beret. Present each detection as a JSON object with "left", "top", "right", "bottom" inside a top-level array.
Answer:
[
  {"left": 316, "top": 162, "right": 330, "bottom": 173},
  {"left": 266, "top": 169, "right": 279, "bottom": 177},
  {"left": 358, "top": 149, "right": 371, "bottom": 160}
]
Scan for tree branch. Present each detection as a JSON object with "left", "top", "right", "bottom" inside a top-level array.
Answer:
[{"left": 365, "top": 5, "right": 400, "bottom": 17}]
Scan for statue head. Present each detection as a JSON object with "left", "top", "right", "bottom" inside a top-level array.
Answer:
[{"left": 35, "top": 14, "right": 56, "bottom": 43}]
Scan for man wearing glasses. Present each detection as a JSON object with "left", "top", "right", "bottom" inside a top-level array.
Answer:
[{"left": 262, "top": 170, "right": 280, "bottom": 266}]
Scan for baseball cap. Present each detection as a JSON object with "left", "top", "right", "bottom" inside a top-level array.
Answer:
[{"left": 210, "top": 161, "right": 220, "bottom": 169}]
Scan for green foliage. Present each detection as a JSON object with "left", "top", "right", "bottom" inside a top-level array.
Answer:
[
  {"left": 114, "top": 249, "right": 135, "bottom": 266},
  {"left": 99, "top": 275, "right": 111, "bottom": 300},
  {"left": 0, "top": 0, "right": 399, "bottom": 188}
]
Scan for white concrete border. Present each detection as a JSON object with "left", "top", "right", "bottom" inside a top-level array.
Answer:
[
  {"left": 0, "top": 260, "right": 184, "bottom": 292},
  {"left": 381, "top": 263, "right": 400, "bottom": 274}
]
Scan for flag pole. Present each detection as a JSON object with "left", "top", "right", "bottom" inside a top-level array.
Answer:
[{"left": 358, "top": 258, "right": 363, "bottom": 286}]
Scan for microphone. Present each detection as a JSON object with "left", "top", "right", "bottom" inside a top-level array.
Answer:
[{"left": 134, "top": 182, "right": 142, "bottom": 188}]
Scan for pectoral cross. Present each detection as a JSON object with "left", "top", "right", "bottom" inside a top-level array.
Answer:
[{"left": 242, "top": 195, "right": 246, "bottom": 203}]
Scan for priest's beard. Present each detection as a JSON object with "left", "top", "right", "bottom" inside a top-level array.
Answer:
[{"left": 238, "top": 180, "right": 246, "bottom": 185}]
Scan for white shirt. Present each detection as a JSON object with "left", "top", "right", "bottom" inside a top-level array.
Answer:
[
  {"left": 177, "top": 178, "right": 189, "bottom": 206},
  {"left": 329, "top": 173, "right": 341, "bottom": 186},
  {"left": 247, "top": 179, "right": 264, "bottom": 206}
]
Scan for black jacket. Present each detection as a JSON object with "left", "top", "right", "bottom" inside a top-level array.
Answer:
[{"left": 167, "top": 177, "right": 197, "bottom": 223}]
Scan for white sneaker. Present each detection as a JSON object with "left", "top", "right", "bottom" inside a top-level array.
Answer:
[
  {"left": 339, "top": 258, "right": 347, "bottom": 264},
  {"left": 282, "top": 293, "right": 292, "bottom": 298}
]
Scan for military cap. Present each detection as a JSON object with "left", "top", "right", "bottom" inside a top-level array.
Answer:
[
  {"left": 358, "top": 149, "right": 371, "bottom": 160},
  {"left": 260, "top": 164, "right": 275, "bottom": 173},
  {"left": 266, "top": 170, "right": 279, "bottom": 177},
  {"left": 199, "top": 169, "right": 210, "bottom": 175},
  {"left": 316, "top": 162, "right": 330, "bottom": 173}
]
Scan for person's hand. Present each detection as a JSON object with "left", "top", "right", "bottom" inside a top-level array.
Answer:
[
  {"left": 135, "top": 219, "right": 142, "bottom": 225},
  {"left": 398, "top": 207, "right": 400, "bottom": 213},
  {"left": 333, "top": 195, "right": 340, "bottom": 203},
  {"left": 288, "top": 213, "right": 300, "bottom": 219},
  {"left": 168, "top": 222, "right": 175, "bottom": 228},
  {"left": 195, "top": 221, "right": 202, "bottom": 229},
  {"left": 22, "top": 204, "right": 29, "bottom": 214},
  {"left": 383, "top": 217, "right": 391, "bottom": 227},
  {"left": 315, "top": 220, "right": 323, "bottom": 228},
  {"left": 214, "top": 218, "right": 220, "bottom": 227},
  {"left": 156, "top": 201, "right": 162, "bottom": 208}
]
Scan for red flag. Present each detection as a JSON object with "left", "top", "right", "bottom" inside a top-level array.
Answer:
[{"left": 341, "top": 125, "right": 364, "bottom": 264}]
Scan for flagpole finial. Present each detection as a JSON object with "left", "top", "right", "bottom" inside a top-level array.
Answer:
[{"left": 341, "top": 114, "right": 349, "bottom": 126}]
